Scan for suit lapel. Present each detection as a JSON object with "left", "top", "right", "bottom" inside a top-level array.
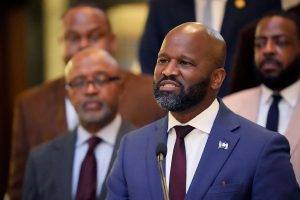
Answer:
[
  {"left": 147, "top": 117, "right": 169, "bottom": 200},
  {"left": 186, "top": 101, "right": 240, "bottom": 200},
  {"left": 98, "top": 120, "right": 135, "bottom": 200},
  {"left": 236, "top": 87, "right": 261, "bottom": 123},
  {"left": 285, "top": 94, "right": 300, "bottom": 154},
  {"left": 251, "top": 86, "right": 261, "bottom": 123},
  {"left": 244, "top": 87, "right": 261, "bottom": 122},
  {"left": 51, "top": 130, "right": 76, "bottom": 200}
]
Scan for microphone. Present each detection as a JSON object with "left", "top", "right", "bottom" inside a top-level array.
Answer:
[{"left": 156, "top": 143, "right": 169, "bottom": 200}]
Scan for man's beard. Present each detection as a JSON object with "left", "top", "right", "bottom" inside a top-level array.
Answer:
[
  {"left": 256, "top": 56, "right": 300, "bottom": 90},
  {"left": 77, "top": 98, "right": 114, "bottom": 125},
  {"left": 153, "top": 75, "right": 210, "bottom": 112}
]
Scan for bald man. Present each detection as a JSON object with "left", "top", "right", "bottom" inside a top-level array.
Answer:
[
  {"left": 107, "top": 22, "right": 300, "bottom": 200},
  {"left": 8, "top": 2, "right": 165, "bottom": 199},
  {"left": 22, "top": 48, "right": 134, "bottom": 200}
]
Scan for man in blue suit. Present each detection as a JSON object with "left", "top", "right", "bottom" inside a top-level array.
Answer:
[
  {"left": 107, "top": 22, "right": 300, "bottom": 199},
  {"left": 139, "top": 0, "right": 281, "bottom": 96},
  {"left": 139, "top": 0, "right": 282, "bottom": 96}
]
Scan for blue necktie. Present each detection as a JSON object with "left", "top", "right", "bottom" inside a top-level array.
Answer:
[{"left": 266, "top": 94, "right": 282, "bottom": 132}]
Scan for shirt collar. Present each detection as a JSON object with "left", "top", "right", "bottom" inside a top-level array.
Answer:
[
  {"left": 261, "top": 80, "right": 300, "bottom": 107},
  {"left": 76, "top": 114, "right": 122, "bottom": 147},
  {"left": 167, "top": 99, "right": 220, "bottom": 134}
]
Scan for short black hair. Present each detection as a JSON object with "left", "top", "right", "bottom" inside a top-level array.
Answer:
[
  {"left": 260, "top": 10, "right": 300, "bottom": 39},
  {"left": 62, "top": 0, "right": 105, "bottom": 19}
]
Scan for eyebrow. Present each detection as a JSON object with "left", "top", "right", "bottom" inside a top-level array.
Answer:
[
  {"left": 65, "top": 26, "right": 109, "bottom": 34},
  {"left": 255, "top": 33, "right": 292, "bottom": 39},
  {"left": 70, "top": 71, "right": 110, "bottom": 79},
  {"left": 179, "top": 55, "right": 195, "bottom": 61},
  {"left": 157, "top": 52, "right": 169, "bottom": 58}
]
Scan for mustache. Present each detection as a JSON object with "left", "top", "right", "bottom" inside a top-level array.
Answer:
[
  {"left": 259, "top": 56, "right": 283, "bottom": 69},
  {"left": 155, "top": 75, "right": 183, "bottom": 87},
  {"left": 80, "top": 97, "right": 104, "bottom": 108}
]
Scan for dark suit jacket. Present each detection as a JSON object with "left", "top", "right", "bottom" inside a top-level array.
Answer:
[
  {"left": 22, "top": 120, "right": 134, "bottom": 200},
  {"left": 139, "top": 0, "right": 281, "bottom": 96},
  {"left": 8, "top": 71, "right": 166, "bottom": 200},
  {"left": 107, "top": 100, "right": 300, "bottom": 200}
]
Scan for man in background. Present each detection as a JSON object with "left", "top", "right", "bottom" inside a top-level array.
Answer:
[
  {"left": 23, "top": 48, "right": 133, "bottom": 200},
  {"left": 229, "top": 3, "right": 300, "bottom": 93},
  {"left": 8, "top": 2, "right": 165, "bottom": 199},
  {"left": 224, "top": 11, "right": 300, "bottom": 183}
]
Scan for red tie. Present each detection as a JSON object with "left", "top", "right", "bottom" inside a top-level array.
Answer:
[
  {"left": 169, "top": 125, "right": 194, "bottom": 200},
  {"left": 76, "top": 136, "right": 101, "bottom": 200}
]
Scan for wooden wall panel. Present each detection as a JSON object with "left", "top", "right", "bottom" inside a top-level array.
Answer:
[{"left": 0, "top": 7, "right": 27, "bottom": 199}]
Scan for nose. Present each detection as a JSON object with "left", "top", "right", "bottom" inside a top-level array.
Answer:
[
  {"left": 263, "top": 40, "right": 276, "bottom": 56},
  {"left": 79, "top": 37, "right": 90, "bottom": 50},
  {"left": 161, "top": 60, "right": 180, "bottom": 76},
  {"left": 85, "top": 82, "right": 98, "bottom": 94}
]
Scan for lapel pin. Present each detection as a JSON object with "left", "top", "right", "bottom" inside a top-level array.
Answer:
[{"left": 218, "top": 141, "right": 229, "bottom": 150}]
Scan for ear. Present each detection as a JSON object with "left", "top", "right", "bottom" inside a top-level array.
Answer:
[
  {"left": 64, "top": 81, "right": 72, "bottom": 98},
  {"left": 210, "top": 68, "right": 226, "bottom": 90}
]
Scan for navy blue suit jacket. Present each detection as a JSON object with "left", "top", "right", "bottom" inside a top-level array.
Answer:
[
  {"left": 139, "top": 0, "right": 281, "bottom": 96},
  {"left": 107, "top": 101, "right": 300, "bottom": 200}
]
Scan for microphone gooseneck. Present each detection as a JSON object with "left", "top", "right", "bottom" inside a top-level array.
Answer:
[
  {"left": 156, "top": 143, "right": 169, "bottom": 200},
  {"left": 156, "top": 143, "right": 167, "bottom": 161}
]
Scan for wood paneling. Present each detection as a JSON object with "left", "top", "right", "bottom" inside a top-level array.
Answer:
[{"left": 0, "top": 7, "right": 27, "bottom": 199}]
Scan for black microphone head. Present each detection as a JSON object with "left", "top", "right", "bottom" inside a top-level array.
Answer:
[{"left": 156, "top": 143, "right": 167, "bottom": 157}]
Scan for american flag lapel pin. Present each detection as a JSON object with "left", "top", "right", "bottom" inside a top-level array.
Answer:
[{"left": 218, "top": 141, "right": 229, "bottom": 150}]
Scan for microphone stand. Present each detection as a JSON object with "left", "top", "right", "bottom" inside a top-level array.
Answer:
[{"left": 157, "top": 153, "right": 170, "bottom": 200}]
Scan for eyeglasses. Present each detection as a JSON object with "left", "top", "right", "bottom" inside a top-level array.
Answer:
[{"left": 66, "top": 74, "right": 120, "bottom": 91}]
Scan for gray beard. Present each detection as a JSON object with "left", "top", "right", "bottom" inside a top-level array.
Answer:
[{"left": 153, "top": 77, "right": 210, "bottom": 112}]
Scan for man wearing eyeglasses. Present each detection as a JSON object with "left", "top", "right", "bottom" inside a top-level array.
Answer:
[
  {"left": 8, "top": 2, "right": 165, "bottom": 199},
  {"left": 22, "top": 48, "right": 134, "bottom": 200}
]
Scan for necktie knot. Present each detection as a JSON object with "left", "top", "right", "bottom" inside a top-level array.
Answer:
[
  {"left": 87, "top": 136, "right": 101, "bottom": 154},
  {"left": 174, "top": 125, "right": 194, "bottom": 139},
  {"left": 272, "top": 93, "right": 282, "bottom": 103}
]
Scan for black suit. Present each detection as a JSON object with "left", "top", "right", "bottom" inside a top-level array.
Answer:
[
  {"left": 139, "top": 0, "right": 282, "bottom": 96},
  {"left": 22, "top": 120, "right": 134, "bottom": 200}
]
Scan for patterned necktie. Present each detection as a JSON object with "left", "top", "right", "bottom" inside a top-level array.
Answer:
[
  {"left": 76, "top": 136, "right": 101, "bottom": 200},
  {"left": 169, "top": 125, "right": 194, "bottom": 200},
  {"left": 266, "top": 94, "right": 282, "bottom": 132}
]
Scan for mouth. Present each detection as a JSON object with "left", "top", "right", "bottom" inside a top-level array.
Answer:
[
  {"left": 159, "top": 80, "right": 181, "bottom": 91},
  {"left": 82, "top": 101, "right": 103, "bottom": 111},
  {"left": 262, "top": 62, "right": 279, "bottom": 70},
  {"left": 260, "top": 57, "right": 282, "bottom": 69},
  {"left": 260, "top": 60, "right": 282, "bottom": 76}
]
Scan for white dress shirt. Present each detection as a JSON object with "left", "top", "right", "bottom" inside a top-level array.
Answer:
[
  {"left": 194, "top": 0, "right": 296, "bottom": 32},
  {"left": 257, "top": 80, "right": 300, "bottom": 134},
  {"left": 71, "top": 114, "right": 122, "bottom": 198},
  {"left": 282, "top": 0, "right": 300, "bottom": 10},
  {"left": 166, "top": 99, "right": 219, "bottom": 192},
  {"left": 195, "top": 0, "right": 227, "bottom": 31}
]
